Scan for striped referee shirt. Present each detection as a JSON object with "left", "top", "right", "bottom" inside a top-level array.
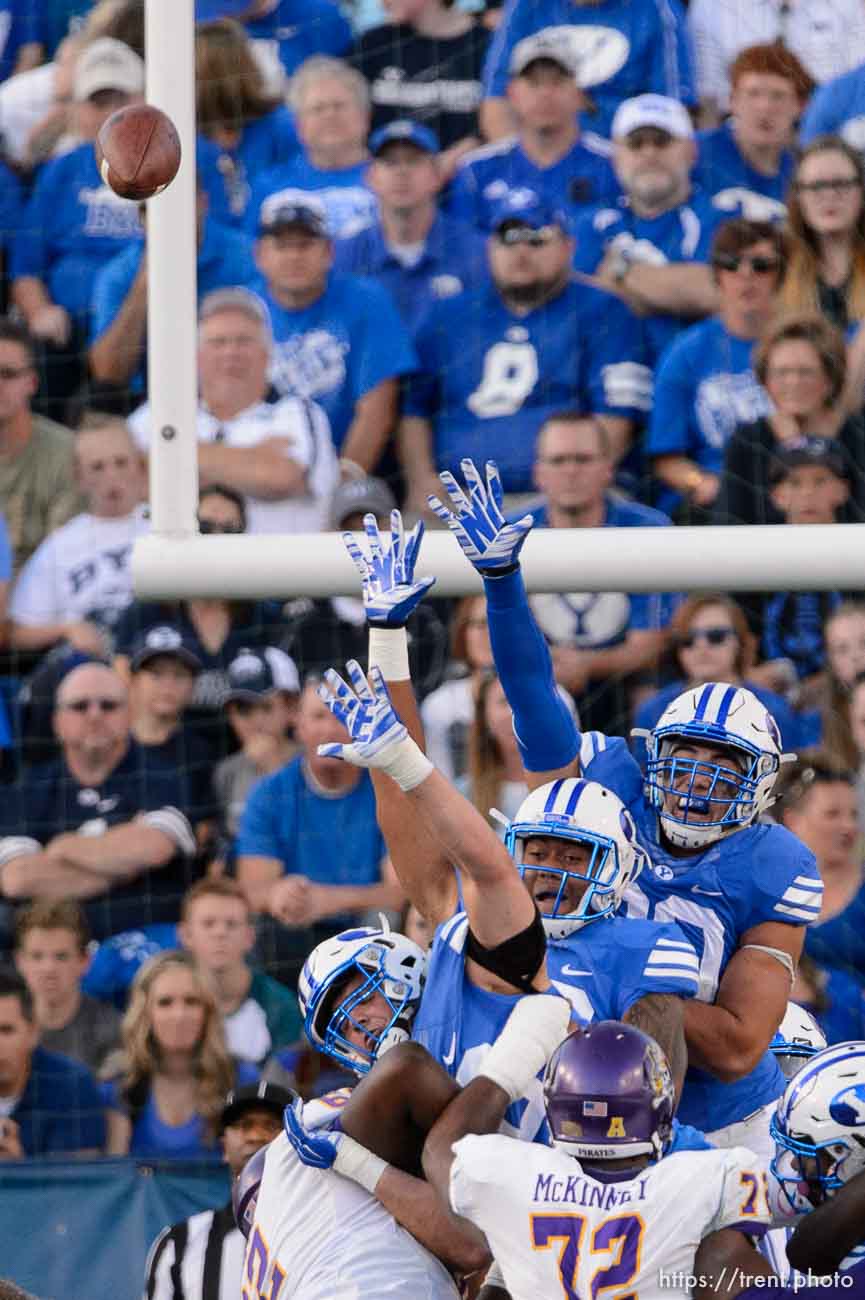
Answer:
[{"left": 144, "top": 1205, "right": 242, "bottom": 1300}]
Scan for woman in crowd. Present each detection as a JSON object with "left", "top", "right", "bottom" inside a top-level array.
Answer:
[
  {"left": 780, "top": 759, "right": 865, "bottom": 984},
  {"left": 631, "top": 593, "right": 809, "bottom": 766},
  {"left": 112, "top": 485, "right": 288, "bottom": 760},
  {"left": 715, "top": 311, "right": 865, "bottom": 526},
  {"left": 799, "top": 600, "right": 865, "bottom": 770},
  {"left": 778, "top": 136, "right": 865, "bottom": 333},
  {"left": 104, "top": 950, "right": 257, "bottom": 1158},
  {"left": 461, "top": 670, "right": 527, "bottom": 829},
  {"left": 195, "top": 19, "right": 299, "bottom": 228}
]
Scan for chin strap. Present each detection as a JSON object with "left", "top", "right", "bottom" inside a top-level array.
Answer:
[{"left": 740, "top": 944, "right": 796, "bottom": 982}]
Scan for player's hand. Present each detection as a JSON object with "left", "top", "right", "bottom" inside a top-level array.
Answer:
[
  {"left": 317, "top": 662, "right": 433, "bottom": 791},
  {"left": 283, "top": 1096, "right": 343, "bottom": 1169},
  {"left": 343, "top": 510, "right": 435, "bottom": 627},
  {"left": 428, "top": 459, "right": 533, "bottom": 574}
]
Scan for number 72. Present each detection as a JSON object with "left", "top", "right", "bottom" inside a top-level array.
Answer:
[{"left": 531, "top": 1211, "right": 644, "bottom": 1300}]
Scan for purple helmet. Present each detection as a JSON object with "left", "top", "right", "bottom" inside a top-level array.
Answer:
[
  {"left": 544, "top": 1021, "right": 674, "bottom": 1162},
  {"left": 232, "top": 1144, "right": 269, "bottom": 1239}
]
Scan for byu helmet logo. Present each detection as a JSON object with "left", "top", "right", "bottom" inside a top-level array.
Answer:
[{"left": 829, "top": 1083, "right": 865, "bottom": 1126}]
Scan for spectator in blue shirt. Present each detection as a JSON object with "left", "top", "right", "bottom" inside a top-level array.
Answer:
[
  {"left": 334, "top": 120, "right": 485, "bottom": 333},
  {"left": 194, "top": 0, "right": 351, "bottom": 80},
  {"left": 0, "top": 967, "right": 105, "bottom": 1158},
  {"left": 194, "top": 18, "right": 300, "bottom": 230},
  {"left": 692, "top": 44, "right": 811, "bottom": 224},
  {"left": 647, "top": 217, "right": 782, "bottom": 519},
  {"left": 573, "top": 93, "right": 722, "bottom": 366},
  {"left": 401, "top": 192, "right": 650, "bottom": 511},
  {"left": 11, "top": 38, "right": 145, "bottom": 414},
  {"left": 236, "top": 678, "right": 403, "bottom": 980},
  {"left": 521, "top": 410, "right": 676, "bottom": 733},
  {"left": 254, "top": 193, "right": 417, "bottom": 473},
  {"left": 89, "top": 189, "right": 257, "bottom": 406},
  {"left": 0, "top": 0, "right": 46, "bottom": 83},
  {"left": 448, "top": 31, "right": 619, "bottom": 235},
  {"left": 247, "top": 57, "right": 377, "bottom": 242},
  {"left": 480, "top": 0, "right": 696, "bottom": 143}
]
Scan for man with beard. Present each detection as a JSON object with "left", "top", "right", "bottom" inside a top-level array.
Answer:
[
  {"left": 573, "top": 94, "right": 724, "bottom": 366},
  {"left": 399, "top": 192, "right": 649, "bottom": 513}
]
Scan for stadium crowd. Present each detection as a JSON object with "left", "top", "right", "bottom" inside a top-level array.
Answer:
[{"left": 0, "top": 0, "right": 865, "bottom": 1297}]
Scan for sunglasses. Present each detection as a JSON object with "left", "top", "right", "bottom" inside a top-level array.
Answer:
[
  {"left": 198, "top": 519, "right": 244, "bottom": 534},
  {"left": 60, "top": 698, "right": 124, "bottom": 713},
  {"left": 795, "top": 177, "right": 860, "bottom": 195},
  {"left": 495, "top": 225, "right": 558, "bottom": 247},
  {"left": 676, "top": 627, "right": 737, "bottom": 649},
  {"left": 713, "top": 253, "right": 780, "bottom": 274}
]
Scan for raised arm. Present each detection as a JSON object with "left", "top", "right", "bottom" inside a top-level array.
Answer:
[
  {"left": 317, "top": 662, "right": 537, "bottom": 953},
  {"left": 340, "top": 511, "right": 458, "bottom": 928},
  {"left": 428, "top": 460, "right": 581, "bottom": 785}
]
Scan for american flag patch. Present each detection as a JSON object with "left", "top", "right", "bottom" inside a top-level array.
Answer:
[{"left": 583, "top": 1100, "right": 608, "bottom": 1117}]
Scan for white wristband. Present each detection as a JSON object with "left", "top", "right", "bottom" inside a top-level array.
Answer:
[
  {"left": 369, "top": 626, "right": 410, "bottom": 681},
  {"left": 480, "top": 994, "right": 572, "bottom": 1103},
  {"left": 382, "top": 734, "right": 434, "bottom": 792},
  {"left": 333, "top": 1134, "right": 389, "bottom": 1193}
]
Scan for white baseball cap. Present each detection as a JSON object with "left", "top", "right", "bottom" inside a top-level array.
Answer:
[
  {"left": 509, "top": 30, "right": 580, "bottom": 79},
  {"left": 611, "top": 94, "right": 694, "bottom": 142},
  {"left": 74, "top": 38, "right": 145, "bottom": 103}
]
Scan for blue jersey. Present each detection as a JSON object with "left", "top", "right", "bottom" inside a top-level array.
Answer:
[
  {"left": 244, "top": 0, "right": 352, "bottom": 77},
  {"left": 413, "top": 908, "right": 699, "bottom": 1141},
  {"left": 0, "top": 0, "right": 43, "bottom": 83},
  {"left": 522, "top": 497, "right": 679, "bottom": 647},
  {"left": 447, "top": 135, "right": 620, "bottom": 234},
  {"left": 332, "top": 212, "right": 487, "bottom": 334},
  {"left": 573, "top": 730, "right": 822, "bottom": 1132},
  {"left": 15, "top": 1046, "right": 105, "bottom": 1156},
  {"left": 91, "top": 216, "right": 258, "bottom": 393},
  {"left": 572, "top": 191, "right": 724, "bottom": 363},
  {"left": 259, "top": 272, "right": 417, "bottom": 450},
  {"left": 801, "top": 63, "right": 865, "bottom": 153},
  {"left": 236, "top": 754, "right": 386, "bottom": 891},
  {"left": 482, "top": 0, "right": 696, "bottom": 139},
  {"left": 12, "top": 142, "right": 143, "bottom": 322},
  {"left": 692, "top": 123, "right": 793, "bottom": 224},
  {"left": 647, "top": 314, "right": 771, "bottom": 512},
  {"left": 0, "top": 158, "right": 23, "bottom": 262},
  {"left": 195, "top": 108, "right": 299, "bottom": 229},
  {"left": 404, "top": 278, "right": 650, "bottom": 492},
  {"left": 805, "top": 877, "right": 865, "bottom": 982},
  {"left": 248, "top": 157, "right": 377, "bottom": 241}
]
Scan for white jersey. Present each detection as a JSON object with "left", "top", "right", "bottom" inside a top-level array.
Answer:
[
  {"left": 245, "top": 1112, "right": 459, "bottom": 1300},
  {"left": 10, "top": 509, "right": 149, "bottom": 629},
  {"left": 128, "top": 395, "right": 338, "bottom": 534},
  {"left": 450, "top": 1137, "right": 770, "bottom": 1300}
]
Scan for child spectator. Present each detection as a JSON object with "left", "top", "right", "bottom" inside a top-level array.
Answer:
[{"left": 13, "top": 900, "right": 121, "bottom": 1077}]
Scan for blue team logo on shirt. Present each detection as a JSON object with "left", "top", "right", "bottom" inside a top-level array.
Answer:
[
  {"left": 829, "top": 1083, "right": 865, "bottom": 1127},
  {"left": 695, "top": 372, "right": 770, "bottom": 449},
  {"left": 80, "top": 186, "right": 143, "bottom": 239},
  {"left": 271, "top": 330, "right": 348, "bottom": 399}
]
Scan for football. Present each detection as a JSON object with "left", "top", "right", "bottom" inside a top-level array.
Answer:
[{"left": 96, "top": 103, "right": 182, "bottom": 201}]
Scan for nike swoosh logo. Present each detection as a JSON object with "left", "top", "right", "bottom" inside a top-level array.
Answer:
[
  {"left": 442, "top": 1032, "right": 457, "bottom": 1067},
  {"left": 560, "top": 965, "right": 593, "bottom": 977},
  {"left": 692, "top": 886, "right": 724, "bottom": 897}
]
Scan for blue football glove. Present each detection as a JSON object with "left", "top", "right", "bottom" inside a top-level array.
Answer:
[
  {"left": 343, "top": 510, "right": 435, "bottom": 627},
  {"left": 317, "top": 661, "right": 433, "bottom": 790},
  {"left": 283, "top": 1096, "right": 343, "bottom": 1170},
  {"left": 427, "top": 458, "right": 533, "bottom": 575}
]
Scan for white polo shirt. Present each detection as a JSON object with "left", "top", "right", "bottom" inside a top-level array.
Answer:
[{"left": 128, "top": 395, "right": 338, "bottom": 534}]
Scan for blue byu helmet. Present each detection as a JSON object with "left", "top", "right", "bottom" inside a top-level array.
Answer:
[
  {"left": 770, "top": 1040, "right": 865, "bottom": 1214},
  {"left": 297, "top": 917, "right": 427, "bottom": 1076},
  {"left": 639, "top": 682, "right": 786, "bottom": 849},
  {"left": 504, "top": 778, "right": 645, "bottom": 939},
  {"left": 770, "top": 1002, "right": 828, "bottom": 1081}
]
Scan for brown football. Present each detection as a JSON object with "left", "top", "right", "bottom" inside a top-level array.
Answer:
[{"left": 96, "top": 104, "right": 181, "bottom": 201}]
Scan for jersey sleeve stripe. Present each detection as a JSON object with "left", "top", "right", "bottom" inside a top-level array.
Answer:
[
  {"left": 642, "top": 967, "right": 700, "bottom": 983},
  {"left": 793, "top": 874, "right": 822, "bottom": 887},
  {"left": 602, "top": 361, "right": 653, "bottom": 410},
  {"left": 647, "top": 949, "right": 700, "bottom": 969},
  {"left": 773, "top": 902, "right": 822, "bottom": 920},
  {"left": 139, "top": 807, "right": 196, "bottom": 856},
  {"left": 447, "top": 917, "right": 469, "bottom": 953},
  {"left": 653, "top": 938, "right": 697, "bottom": 950},
  {"left": 781, "top": 886, "right": 823, "bottom": 904}
]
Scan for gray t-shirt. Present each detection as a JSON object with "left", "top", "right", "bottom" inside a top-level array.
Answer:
[{"left": 40, "top": 994, "right": 122, "bottom": 1076}]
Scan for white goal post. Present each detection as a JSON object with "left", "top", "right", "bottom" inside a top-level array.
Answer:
[{"left": 133, "top": 1, "right": 859, "bottom": 601}]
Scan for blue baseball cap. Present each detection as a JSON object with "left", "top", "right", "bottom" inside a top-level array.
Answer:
[
  {"left": 489, "top": 190, "right": 569, "bottom": 235},
  {"left": 195, "top": 0, "right": 252, "bottom": 20},
  {"left": 369, "top": 120, "right": 440, "bottom": 157},
  {"left": 130, "top": 625, "right": 202, "bottom": 673}
]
